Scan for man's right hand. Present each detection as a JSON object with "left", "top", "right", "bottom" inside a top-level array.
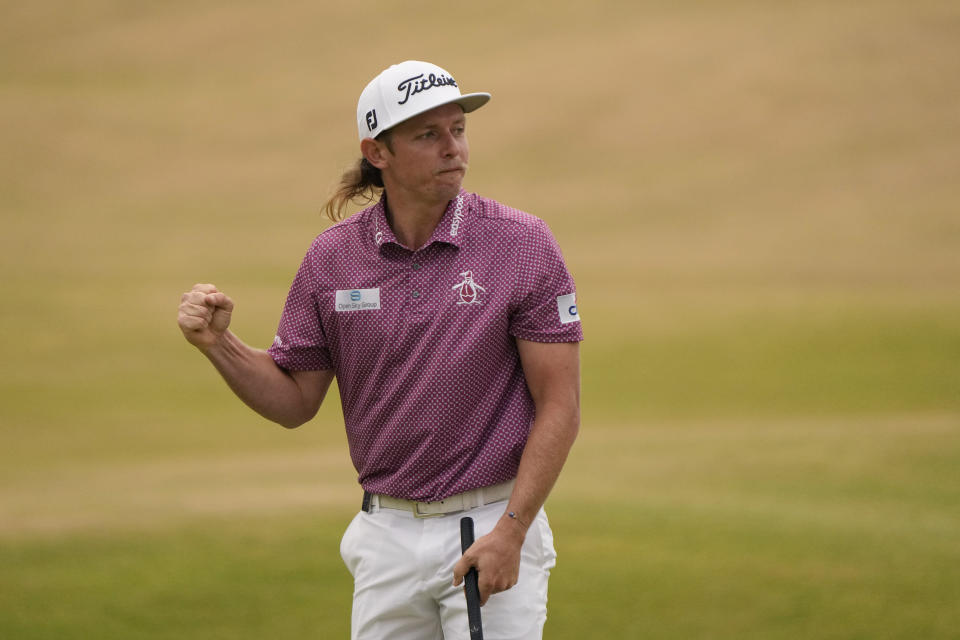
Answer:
[{"left": 178, "top": 283, "right": 234, "bottom": 350}]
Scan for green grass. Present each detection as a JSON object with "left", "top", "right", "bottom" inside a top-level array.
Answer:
[
  {"left": 550, "top": 501, "right": 958, "bottom": 639},
  {"left": 552, "top": 415, "right": 960, "bottom": 638},
  {"left": 2, "top": 417, "right": 958, "bottom": 639},
  {"left": 583, "top": 300, "right": 960, "bottom": 421},
  {"left": 0, "top": 513, "right": 355, "bottom": 639}
]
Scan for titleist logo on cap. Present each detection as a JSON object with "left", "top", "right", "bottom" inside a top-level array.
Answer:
[{"left": 397, "top": 73, "right": 458, "bottom": 105}]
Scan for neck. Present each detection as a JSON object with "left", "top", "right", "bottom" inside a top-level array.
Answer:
[{"left": 383, "top": 190, "right": 454, "bottom": 251}]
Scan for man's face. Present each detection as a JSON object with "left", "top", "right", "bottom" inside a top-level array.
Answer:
[{"left": 377, "top": 102, "right": 470, "bottom": 207}]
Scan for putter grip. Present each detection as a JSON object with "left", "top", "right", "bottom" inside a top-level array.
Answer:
[{"left": 460, "top": 517, "right": 484, "bottom": 640}]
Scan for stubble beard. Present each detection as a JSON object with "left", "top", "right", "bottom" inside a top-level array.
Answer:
[{"left": 434, "top": 165, "right": 467, "bottom": 202}]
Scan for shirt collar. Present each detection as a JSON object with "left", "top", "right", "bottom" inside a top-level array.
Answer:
[
  {"left": 427, "top": 189, "right": 470, "bottom": 249},
  {"left": 368, "top": 189, "right": 471, "bottom": 252},
  {"left": 369, "top": 197, "right": 398, "bottom": 249}
]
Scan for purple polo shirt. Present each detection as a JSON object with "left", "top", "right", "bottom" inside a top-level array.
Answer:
[{"left": 267, "top": 190, "right": 583, "bottom": 501}]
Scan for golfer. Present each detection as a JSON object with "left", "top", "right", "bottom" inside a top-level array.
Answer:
[{"left": 177, "top": 60, "right": 582, "bottom": 639}]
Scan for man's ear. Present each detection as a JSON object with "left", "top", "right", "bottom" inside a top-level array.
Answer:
[{"left": 361, "top": 138, "right": 390, "bottom": 170}]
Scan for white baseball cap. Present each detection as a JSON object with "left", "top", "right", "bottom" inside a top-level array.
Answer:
[{"left": 356, "top": 60, "right": 491, "bottom": 141}]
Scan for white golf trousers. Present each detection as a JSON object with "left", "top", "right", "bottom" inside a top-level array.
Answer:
[{"left": 340, "top": 499, "right": 557, "bottom": 639}]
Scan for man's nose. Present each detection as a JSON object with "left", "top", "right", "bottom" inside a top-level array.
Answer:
[{"left": 439, "top": 131, "right": 459, "bottom": 157}]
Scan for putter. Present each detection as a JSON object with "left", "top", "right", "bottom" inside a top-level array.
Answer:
[{"left": 459, "top": 517, "right": 484, "bottom": 640}]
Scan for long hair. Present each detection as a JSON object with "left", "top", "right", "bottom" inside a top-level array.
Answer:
[{"left": 321, "top": 133, "right": 392, "bottom": 222}]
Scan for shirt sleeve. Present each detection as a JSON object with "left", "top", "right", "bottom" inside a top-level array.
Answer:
[
  {"left": 267, "top": 246, "right": 334, "bottom": 371},
  {"left": 509, "top": 218, "right": 584, "bottom": 343}
]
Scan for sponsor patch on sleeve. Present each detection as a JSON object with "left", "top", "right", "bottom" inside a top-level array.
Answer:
[
  {"left": 335, "top": 288, "right": 381, "bottom": 312},
  {"left": 556, "top": 293, "right": 580, "bottom": 325}
]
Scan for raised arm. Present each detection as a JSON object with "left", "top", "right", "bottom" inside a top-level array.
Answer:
[{"left": 178, "top": 283, "right": 334, "bottom": 428}]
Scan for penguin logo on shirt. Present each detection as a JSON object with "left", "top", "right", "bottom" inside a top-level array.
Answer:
[{"left": 452, "top": 271, "right": 486, "bottom": 305}]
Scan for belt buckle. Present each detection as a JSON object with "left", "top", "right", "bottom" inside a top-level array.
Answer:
[{"left": 413, "top": 499, "right": 448, "bottom": 519}]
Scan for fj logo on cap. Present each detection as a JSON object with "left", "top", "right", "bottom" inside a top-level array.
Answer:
[{"left": 365, "top": 109, "right": 378, "bottom": 132}]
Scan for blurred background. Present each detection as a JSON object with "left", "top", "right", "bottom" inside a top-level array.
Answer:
[{"left": 2, "top": 0, "right": 958, "bottom": 637}]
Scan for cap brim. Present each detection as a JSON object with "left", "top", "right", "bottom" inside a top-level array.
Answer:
[
  {"left": 372, "top": 92, "right": 491, "bottom": 138},
  {"left": 455, "top": 92, "right": 492, "bottom": 113}
]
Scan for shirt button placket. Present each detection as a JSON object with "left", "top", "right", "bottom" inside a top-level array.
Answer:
[{"left": 410, "top": 256, "right": 424, "bottom": 313}]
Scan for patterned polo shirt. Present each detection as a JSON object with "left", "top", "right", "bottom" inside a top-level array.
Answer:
[{"left": 267, "top": 189, "right": 583, "bottom": 501}]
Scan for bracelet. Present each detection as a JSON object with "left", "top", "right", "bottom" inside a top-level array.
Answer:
[{"left": 507, "top": 511, "right": 529, "bottom": 528}]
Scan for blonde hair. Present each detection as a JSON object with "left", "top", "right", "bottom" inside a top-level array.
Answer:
[
  {"left": 320, "top": 157, "right": 384, "bottom": 222},
  {"left": 321, "top": 133, "right": 393, "bottom": 222}
]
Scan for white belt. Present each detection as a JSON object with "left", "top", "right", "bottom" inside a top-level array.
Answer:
[{"left": 363, "top": 480, "right": 514, "bottom": 518}]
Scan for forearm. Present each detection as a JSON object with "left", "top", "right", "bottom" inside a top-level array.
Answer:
[
  {"left": 201, "top": 330, "right": 321, "bottom": 428},
  {"left": 501, "top": 339, "right": 581, "bottom": 536},
  {"left": 502, "top": 403, "right": 580, "bottom": 533},
  {"left": 452, "top": 340, "right": 580, "bottom": 602},
  {"left": 453, "top": 402, "right": 579, "bottom": 603}
]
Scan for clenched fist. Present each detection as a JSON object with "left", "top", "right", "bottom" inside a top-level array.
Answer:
[{"left": 178, "top": 283, "right": 234, "bottom": 350}]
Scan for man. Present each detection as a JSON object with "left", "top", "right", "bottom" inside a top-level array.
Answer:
[{"left": 178, "top": 60, "right": 582, "bottom": 639}]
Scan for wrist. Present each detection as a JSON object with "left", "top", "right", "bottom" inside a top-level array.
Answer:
[
  {"left": 198, "top": 330, "right": 232, "bottom": 357},
  {"left": 506, "top": 509, "right": 530, "bottom": 529},
  {"left": 497, "top": 510, "right": 531, "bottom": 542}
]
